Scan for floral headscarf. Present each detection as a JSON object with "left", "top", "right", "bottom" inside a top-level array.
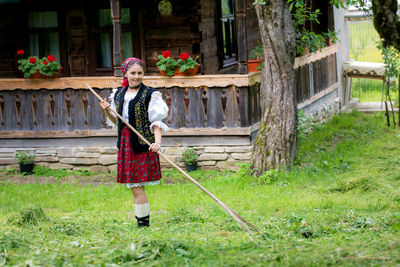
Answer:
[{"left": 121, "top": 57, "right": 143, "bottom": 87}]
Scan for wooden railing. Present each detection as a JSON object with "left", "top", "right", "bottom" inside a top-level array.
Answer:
[
  {"left": 0, "top": 74, "right": 261, "bottom": 133},
  {"left": 294, "top": 44, "right": 338, "bottom": 105},
  {"left": 0, "top": 44, "right": 340, "bottom": 135}
]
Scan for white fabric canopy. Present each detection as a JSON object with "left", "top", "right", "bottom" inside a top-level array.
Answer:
[{"left": 343, "top": 61, "right": 386, "bottom": 77}]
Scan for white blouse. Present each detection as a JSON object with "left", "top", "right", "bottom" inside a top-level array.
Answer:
[{"left": 107, "top": 88, "right": 169, "bottom": 133}]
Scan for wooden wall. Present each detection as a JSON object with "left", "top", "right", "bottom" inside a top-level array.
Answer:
[
  {"left": 245, "top": 0, "right": 261, "bottom": 59},
  {"left": 0, "top": 4, "right": 25, "bottom": 78},
  {"left": 0, "top": 88, "right": 110, "bottom": 131},
  {"left": 0, "top": 0, "right": 205, "bottom": 77},
  {"left": 143, "top": 0, "right": 202, "bottom": 74},
  {"left": 295, "top": 51, "right": 338, "bottom": 104},
  {"left": 0, "top": 85, "right": 261, "bottom": 132},
  {"left": 199, "top": 0, "right": 219, "bottom": 74}
]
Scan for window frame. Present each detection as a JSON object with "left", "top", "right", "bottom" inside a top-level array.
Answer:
[
  {"left": 27, "top": 10, "right": 61, "bottom": 61},
  {"left": 93, "top": 7, "right": 135, "bottom": 75},
  {"left": 216, "top": 0, "right": 238, "bottom": 69}
]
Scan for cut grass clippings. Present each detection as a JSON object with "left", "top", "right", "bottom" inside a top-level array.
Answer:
[{"left": 0, "top": 111, "right": 399, "bottom": 266}]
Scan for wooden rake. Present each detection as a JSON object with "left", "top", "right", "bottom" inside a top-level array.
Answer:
[{"left": 86, "top": 83, "right": 259, "bottom": 234}]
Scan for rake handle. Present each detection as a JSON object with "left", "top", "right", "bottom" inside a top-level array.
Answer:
[{"left": 86, "top": 83, "right": 257, "bottom": 234}]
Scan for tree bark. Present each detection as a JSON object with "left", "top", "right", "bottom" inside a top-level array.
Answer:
[
  {"left": 251, "top": 1, "right": 297, "bottom": 175},
  {"left": 371, "top": 0, "right": 400, "bottom": 51}
]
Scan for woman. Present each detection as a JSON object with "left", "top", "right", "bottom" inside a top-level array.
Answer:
[{"left": 100, "top": 57, "right": 168, "bottom": 227}]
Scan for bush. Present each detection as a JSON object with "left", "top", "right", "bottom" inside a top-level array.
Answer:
[
  {"left": 15, "top": 151, "right": 35, "bottom": 164},
  {"left": 181, "top": 148, "right": 198, "bottom": 165},
  {"left": 297, "top": 109, "right": 313, "bottom": 142}
]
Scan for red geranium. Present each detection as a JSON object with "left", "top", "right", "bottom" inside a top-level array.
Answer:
[
  {"left": 157, "top": 50, "right": 178, "bottom": 76},
  {"left": 18, "top": 54, "right": 60, "bottom": 78},
  {"left": 161, "top": 50, "right": 171, "bottom": 58},
  {"left": 17, "top": 49, "right": 25, "bottom": 56},
  {"left": 47, "top": 55, "right": 56, "bottom": 63},
  {"left": 176, "top": 52, "right": 198, "bottom": 72},
  {"left": 179, "top": 52, "right": 190, "bottom": 60}
]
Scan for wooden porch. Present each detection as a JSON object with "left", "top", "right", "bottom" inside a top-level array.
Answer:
[
  {"left": 0, "top": 44, "right": 338, "bottom": 139},
  {"left": 0, "top": 73, "right": 261, "bottom": 145},
  {"left": 0, "top": 45, "right": 339, "bottom": 170}
]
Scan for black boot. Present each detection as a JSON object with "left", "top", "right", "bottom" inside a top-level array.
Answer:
[{"left": 135, "top": 215, "right": 150, "bottom": 227}]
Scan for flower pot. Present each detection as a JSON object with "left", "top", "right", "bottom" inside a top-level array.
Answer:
[
  {"left": 28, "top": 67, "right": 62, "bottom": 79},
  {"left": 184, "top": 162, "right": 197, "bottom": 172},
  {"left": 19, "top": 163, "right": 34, "bottom": 175},
  {"left": 175, "top": 65, "right": 200, "bottom": 76},
  {"left": 247, "top": 59, "right": 263, "bottom": 72}
]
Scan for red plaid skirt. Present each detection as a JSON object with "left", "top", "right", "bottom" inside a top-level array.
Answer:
[{"left": 117, "top": 127, "right": 162, "bottom": 184}]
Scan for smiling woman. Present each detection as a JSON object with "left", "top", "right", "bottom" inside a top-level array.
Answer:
[{"left": 99, "top": 57, "right": 169, "bottom": 228}]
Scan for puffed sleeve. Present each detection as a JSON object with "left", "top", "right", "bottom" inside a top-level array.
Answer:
[
  {"left": 106, "top": 88, "right": 118, "bottom": 128},
  {"left": 148, "top": 91, "right": 169, "bottom": 133}
]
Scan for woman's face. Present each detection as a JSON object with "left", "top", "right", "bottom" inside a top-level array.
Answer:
[{"left": 126, "top": 63, "right": 144, "bottom": 88}]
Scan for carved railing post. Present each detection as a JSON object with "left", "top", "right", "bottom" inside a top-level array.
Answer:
[{"left": 110, "top": 0, "right": 122, "bottom": 76}]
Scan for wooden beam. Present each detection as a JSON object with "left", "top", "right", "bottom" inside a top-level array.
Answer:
[
  {"left": 0, "top": 73, "right": 262, "bottom": 90},
  {"left": 0, "top": 127, "right": 254, "bottom": 139},
  {"left": 294, "top": 44, "right": 338, "bottom": 69},
  {"left": 235, "top": 0, "right": 248, "bottom": 74},
  {"left": 110, "top": 0, "right": 122, "bottom": 76},
  {"left": 297, "top": 82, "right": 339, "bottom": 109},
  {"left": 138, "top": 5, "right": 147, "bottom": 70}
]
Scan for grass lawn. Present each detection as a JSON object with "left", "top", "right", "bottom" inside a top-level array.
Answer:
[
  {"left": 349, "top": 20, "right": 399, "bottom": 103},
  {"left": 0, "top": 111, "right": 399, "bottom": 266}
]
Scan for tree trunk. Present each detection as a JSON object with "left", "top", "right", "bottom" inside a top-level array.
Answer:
[
  {"left": 371, "top": 0, "right": 400, "bottom": 52},
  {"left": 251, "top": 1, "right": 297, "bottom": 175}
]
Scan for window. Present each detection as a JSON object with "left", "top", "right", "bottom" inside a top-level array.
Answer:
[
  {"left": 28, "top": 11, "right": 60, "bottom": 60},
  {"left": 218, "top": 0, "right": 237, "bottom": 68},
  {"left": 95, "top": 8, "right": 133, "bottom": 69}
]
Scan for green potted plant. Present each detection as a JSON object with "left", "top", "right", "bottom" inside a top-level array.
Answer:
[
  {"left": 248, "top": 40, "right": 264, "bottom": 72},
  {"left": 181, "top": 148, "right": 198, "bottom": 172},
  {"left": 17, "top": 49, "right": 62, "bottom": 79},
  {"left": 175, "top": 52, "right": 200, "bottom": 76},
  {"left": 15, "top": 151, "right": 35, "bottom": 174},
  {"left": 156, "top": 50, "right": 179, "bottom": 76}
]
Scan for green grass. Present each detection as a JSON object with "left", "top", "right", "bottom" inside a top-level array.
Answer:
[
  {"left": 349, "top": 21, "right": 382, "bottom": 63},
  {"left": 350, "top": 78, "right": 399, "bottom": 103},
  {"left": 0, "top": 111, "right": 399, "bottom": 266},
  {"left": 348, "top": 20, "right": 400, "bottom": 103}
]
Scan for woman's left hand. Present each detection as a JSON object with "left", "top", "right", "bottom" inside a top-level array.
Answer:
[{"left": 149, "top": 142, "right": 161, "bottom": 152}]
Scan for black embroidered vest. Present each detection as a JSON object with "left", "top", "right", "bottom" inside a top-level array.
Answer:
[{"left": 114, "top": 84, "right": 156, "bottom": 154}]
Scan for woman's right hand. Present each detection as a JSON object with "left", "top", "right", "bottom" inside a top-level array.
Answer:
[{"left": 100, "top": 98, "right": 110, "bottom": 110}]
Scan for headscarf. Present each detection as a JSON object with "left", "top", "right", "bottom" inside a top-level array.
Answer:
[{"left": 121, "top": 57, "right": 143, "bottom": 87}]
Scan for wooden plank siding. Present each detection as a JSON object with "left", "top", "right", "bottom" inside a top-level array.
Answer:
[
  {"left": 245, "top": 0, "right": 261, "bottom": 59},
  {"left": 294, "top": 45, "right": 338, "bottom": 104},
  {"left": 0, "top": 84, "right": 260, "bottom": 133}
]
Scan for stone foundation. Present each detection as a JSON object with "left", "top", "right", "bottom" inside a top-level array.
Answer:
[
  {"left": 306, "top": 97, "right": 341, "bottom": 124},
  {"left": 0, "top": 144, "right": 252, "bottom": 172}
]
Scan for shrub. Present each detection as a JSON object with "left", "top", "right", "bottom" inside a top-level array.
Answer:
[
  {"left": 15, "top": 151, "right": 35, "bottom": 164},
  {"left": 181, "top": 148, "right": 198, "bottom": 165},
  {"left": 249, "top": 40, "right": 264, "bottom": 60}
]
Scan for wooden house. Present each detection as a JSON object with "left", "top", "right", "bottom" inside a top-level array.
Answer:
[{"left": 0, "top": 0, "right": 340, "bottom": 171}]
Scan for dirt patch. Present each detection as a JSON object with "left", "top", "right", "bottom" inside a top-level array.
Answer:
[
  {"left": 330, "top": 135, "right": 344, "bottom": 150},
  {"left": 0, "top": 172, "right": 115, "bottom": 186}
]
